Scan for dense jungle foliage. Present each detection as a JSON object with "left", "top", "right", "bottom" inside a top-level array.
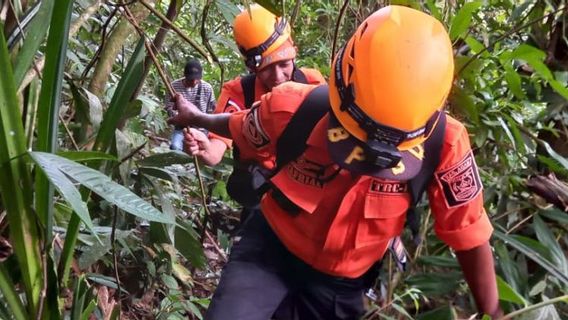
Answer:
[{"left": 0, "top": 0, "right": 567, "bottom": 319}]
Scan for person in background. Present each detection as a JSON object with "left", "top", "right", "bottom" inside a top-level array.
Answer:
[
  {"left": 169, "top": 5, "right": 504, "bottom": 320},
  {"left": 165, "top": 59, "right": 216, "bottom": 150}
]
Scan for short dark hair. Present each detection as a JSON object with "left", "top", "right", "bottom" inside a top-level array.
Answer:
[{"left": 184, "top": 59, "right": 203, "bottom": 80}]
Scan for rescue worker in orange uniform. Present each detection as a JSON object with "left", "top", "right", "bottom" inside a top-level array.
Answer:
[
  {"left": 184, "top": 4, "right": 325, "bottom": 225},
  {"left": 184, "top": 6, "right": 324, "bottom": 176},
  {"left": 183, "top": 6, "right": 325, "bottom": 318},
  {"left": 171, "top": 5, "right": 503, "bottom": 320}
]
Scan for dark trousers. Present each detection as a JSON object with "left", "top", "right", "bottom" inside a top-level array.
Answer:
[{"left": 205, "top": 212, "right": 366, "bottom": 320}]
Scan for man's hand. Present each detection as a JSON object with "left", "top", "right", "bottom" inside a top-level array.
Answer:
[
  {"left": 183, "top": 128, "right": 210, "bottom": 157},
  {"left": 167, "top": 94, "right": 203, "bottom": 127},
  {"left": 183, "top": 128, "right": 225, "bottom": 166}
]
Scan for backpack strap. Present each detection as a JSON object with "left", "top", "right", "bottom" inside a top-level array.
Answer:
[
  {"left": 195, "top": 82, "right": 202, "bottom": 111},
  {"left": 233, "top": 74, "right": 257, "bottom": 163},
  {"left": 265, "top": 85, "right": 330, "bottom": 211},
  {"left": 276, "top": 85, "right": 329, "bottom": 168},
  {"left": 240, "top": 74, "right": 256, "bottom": 110},
  {"left": 291, "top": 67, "right": 308, "bottom": 84},
  {"left": 227, "top": 85, "right": 329, "bottom": 207},
  {"left": 406, "top": 112, "right": 447, "bottom": 242}
]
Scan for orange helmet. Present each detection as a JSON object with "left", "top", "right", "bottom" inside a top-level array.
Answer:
[
  {"left": 233, "top": 5, "right": 296, "bottom": 70},
  {"left": 328, "top": 5, "right": 454, "bottom": 169}
]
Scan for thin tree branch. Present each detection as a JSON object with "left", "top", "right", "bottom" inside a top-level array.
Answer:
[
  {"left": 117, "top": 141, "right": 147, "bottom": 166},
  {"left": 59, "top": 114, "right": 80, "bottom": 151},
  {"left": 122, "top": 5, "right": 213, "bottom": 243},
  {"left": 81, "top": 3, "right": 118, "bottom": 83},
  {"left": 201, "top": 0, "right": 225, "bottom": 85},
  {"left": 138, "top": 0, "right": 211, "bottom": 62},
  {"left": 290, "top": 0, "right": 302, "bottom": 27},
  {"left": 331, "top": 0, "right": 350, "bottom": 66},
  {"left": 132, "top": 0, "right": 180, "bottom": 98}
]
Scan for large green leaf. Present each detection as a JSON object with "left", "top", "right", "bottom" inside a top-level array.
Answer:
[
  {"left": 449, "top": 83, "right": 479, "bottom": 124},
  {"left": 12, "top": 0, "right": 55, "bottom": 86},
  {"left": 539, "top": 208, "right": 568, "bottom": 225},
  {"left": 57, "top": 151, "right": 118, "bottom": 163},
  {"left": 78, "top": 231, "right": 130, "bottom": 270},
  {"left": 0, "top": 23, "right": 41, "bottom": 313},
  {"left": 497, "top": 276, "right": 528, "bottom": 306},
  {"left": 175, "top": 219, "right": 206, "bottom": 269},
  {"left": 416, "top": 305, "right": 455, "bottom": 320},
  {"left": 533, "top": 215, "right": 568, "bottom": 278},
  {"left": 94, "top": 39, "right": 146, "bottom": 152},
  {"left": 540, "top": 141, "right": 568, "bottom": 171},
  {"left": 516, "top": 305, "right": 562, "bottom": 320},
  {"left": 449, "top": 1, "right": 483, "bottom": 41},
  {"left": 0, "top": 265, "right": 28, "bottom": 320},
  {"left": 254, "top": 0, "right": 283, "bottom": 16},
  {"left": 497, "top": 116, "right": 517, "bottom": 150},
  {"left": 416, "top": 256, "right": 460, "bottom": 268},
  {"left": 405, "top": 272, "right": 462, "bottom": 295},
  {"left": 215, "top": 0, "right": 240, "bottom": 23},
  {"left": 493, "top": 231, "right": 568, "bottom": 286},
  {"left": 509, "top": 44, "right": 568, "bottom": 100},
  {"left": 35, "top": 0, "right": 74, "bottom": 249},
  {"left": 501, "top": 60, "right": 526, "bottom": 100},
  {"left": 494, "top": 242, "right": 528, "bottom": 297},
  {"left": 140, "top": 166, "right": 178, "bottom": 182},
  {"left": 503, "top": 114, "right": 527, "bottom": 155},
  {"left": 29, "top": 152, "right": 99, "bottom": 241},
  {"left": 30, "top": 152, "right": 174, "bottom": 225}
]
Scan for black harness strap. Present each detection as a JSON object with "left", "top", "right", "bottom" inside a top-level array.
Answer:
[
  {"left": 291, "top": 67, "right": 308, "bottom": 84},
  {"left": 406, "top": 113, "right": 447, "bottom": 242},
  {"left": 240, "top": 74, "right": 257, "bottom": 110},
  {"left": 227, "top": 84, "right": 327, "bottom": 207},
  {"left": 276, "top": 85, "right": 329, "bottom": 168},
  {"left": 240, "top": 67, "right": 308, "bottom": 110}
]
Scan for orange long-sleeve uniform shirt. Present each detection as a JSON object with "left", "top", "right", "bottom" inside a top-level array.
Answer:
[
  {"left": 208, "top": 68, "right": 326, "bottom": 152},
  {"left": 227, "top": 83, "right": 493, "bottom": 278}
]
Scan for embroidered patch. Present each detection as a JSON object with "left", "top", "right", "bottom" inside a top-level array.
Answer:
[
  {"left": 286, "top": 157, "right": 327, "bottom": 188},
  {"left": 223, "top": 99, "right": 241, "bottom": 113},
  {"left": 242, "top": 105, "right": 270, "bottom": 148},
  {"left": 435, "top": 151, "right": 482, "bottom": 207},
  {"left": 369, "top": 180, "right": 408, "bottom": 194}
]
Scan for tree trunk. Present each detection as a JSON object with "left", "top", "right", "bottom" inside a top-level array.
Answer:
[
  {"left": 132, "top": 0, "right": 181, "bottom": 98},
  {"left": 87, "top": 1, "right": 153, "bottom": 98},
  {"left": 526, "top": 173, "right": 568, "bottom": 212}
]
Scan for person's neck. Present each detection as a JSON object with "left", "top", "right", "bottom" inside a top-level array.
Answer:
[{"left": 184, "top": 79, "right": 199, "bottom": 87}]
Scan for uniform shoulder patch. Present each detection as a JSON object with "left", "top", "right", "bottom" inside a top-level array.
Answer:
[
  {"left": 223, "top": 99, "right": 241, "bottom": 113},
  {"left": 435, "top": 151, "right": 482, "bottom": 208},
  {"left": 242, "top": 104, "right": 270, "bottom": 149}
]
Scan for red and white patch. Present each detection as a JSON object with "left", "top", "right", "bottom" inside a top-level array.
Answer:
[
  {"left": 242, "top": 105, "right": 270, "bottom": 148},
  {"left": 223, "top": 99, "right": 241, "bottom": 113},
  {"left": 435, "top": 151, "right": 482, "bottom": 208}
]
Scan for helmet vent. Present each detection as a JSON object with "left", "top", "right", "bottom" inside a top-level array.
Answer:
[
  {"left": 359, "top": 22, "right": 369, "bottom": 36},
  {"left": 349, "top": 42, "right": 356, "bottom": 59}
]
